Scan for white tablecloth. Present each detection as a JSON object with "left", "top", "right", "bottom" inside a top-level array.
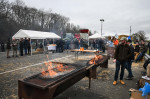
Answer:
[{"left": 47, "top": 45, "right": 56, "bottom": 50}]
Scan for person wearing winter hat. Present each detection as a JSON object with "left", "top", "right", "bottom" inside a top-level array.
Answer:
[{"left": 113, "top": 37, "right": 132, "bottom": 85}]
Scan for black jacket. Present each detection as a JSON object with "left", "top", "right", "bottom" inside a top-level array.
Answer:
[
  {"left": 6, "top": 40, "right": 11, "bottom": 49},
  {"left": 134, "top": 45, "right": 140, "bottom": 52},
  {"left": 129, "top": 44, "right": 135, "bottom": 60},
  {"left": 140, "top": 44, "right": 148, "bottom": 53},
  {"left": 148, "top": 42, "right": 150, "bottom": 48},
  {"left": 19, "top": 41, "right": 24, "bottom": 49},
  {"left": 114, "top": 43, "right": 132, "bottom": 62},
  {"left": 23, "top": 40, "right": 28, "bottom": 49}
]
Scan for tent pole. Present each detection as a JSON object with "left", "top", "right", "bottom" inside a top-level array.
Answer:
[{"left": 53, "top": 38, "right": 54, "bottom": 44}]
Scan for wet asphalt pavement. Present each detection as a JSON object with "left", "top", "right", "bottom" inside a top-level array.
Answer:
[{"left": 0, "top": 51, "right": 145, "bottom": 99}]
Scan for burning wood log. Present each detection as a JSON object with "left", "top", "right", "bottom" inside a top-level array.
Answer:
[{"left": 89, "top": 55, "right": 104, "bottom": 65}]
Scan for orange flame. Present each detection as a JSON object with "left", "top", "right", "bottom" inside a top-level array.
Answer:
[
  {"left": 89, "top": 55, "right": 103, "bottom": 65},
  {"left": 48, "top": 66, "right": 56, "bottom": 76},
  {"left": 41, "top": 55, "right": 57, "bottom": 77},
  {"left": 42, "top": 68, "right": 47, "bottom": 76},
  {"left": 56, "top": 64, "right": 64, "bottom": 72},
  {"left": 44, "top": 61, "right": 49, "bottom": 66},
  {"left": 41, "top": 55, "right": 69, "bottom": 77}
]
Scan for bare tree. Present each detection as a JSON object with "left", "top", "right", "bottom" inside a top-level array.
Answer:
[
  {"left": 132, "top": 30, "right": 147, "bottom": 41},
  {"left": 0, "top": 0, "right": 82, "bottom": 42}
]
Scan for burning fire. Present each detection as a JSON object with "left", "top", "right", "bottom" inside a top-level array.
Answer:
[
  {"left": 41, "top": 55, "right": 74, "bottom": 78},
  {"left": 89, "top": 55, "right": 103, "bottom": 65},
  {"left": 56, "top": 64, "right": 64, "bottom": 72}
]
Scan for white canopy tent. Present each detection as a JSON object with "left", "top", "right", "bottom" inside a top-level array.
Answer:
[
  {"left": 12, "top": 29, "right": 61, "bottom": 55},
  {"left": 88, "top": 33, "right": 105, "bottom": 39},
  {"left": 88, "top": 33, "right": 105, "bottom": 47},
  {"left": 12, "top": 29, "right": 61, "bottom": 39}
]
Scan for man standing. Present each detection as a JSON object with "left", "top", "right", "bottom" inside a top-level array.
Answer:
[
  {"left": 113, "top": 37, "right": 131, "bottom": 85},
  {"left": 23, "top": 38, "right": 28, "bottom": 55},
  {"left": 19, "top": 38, "right": 24, "bottom": 56},
  {"left": 12, "top": 38, "right": 18, "bottom": 57},
  {"left": 27, "top": 38, "right": 31, "bottom": 54},
  {"left": 6, "top": 38, "right": 11, "bottom": 58},
  {"left": 135, "top": 40, "right": 148, "bottom": 62},
  {"left": 1, "top": 41, "right": 5, "bottom": 52},
  {"left": 125, "top": 39, "right": 134, "bottom": 80},
  {"left": 148, "top": 41, "right": 150, "bottom": 55}
]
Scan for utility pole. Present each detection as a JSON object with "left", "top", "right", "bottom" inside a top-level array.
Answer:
[
  {"left": 130, "top": 26, "right": 131, "bottom": 36},
  {"left": 100, "top": 19, "right": 104, "bottom": 36}
]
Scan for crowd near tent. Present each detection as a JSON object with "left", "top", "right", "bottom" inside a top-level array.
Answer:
[
  {"left": 88, "top": 33, "right": 105, "bottom": 39},
  {"left": 12, "top": 29, "right": 61, "bottom": 55}
]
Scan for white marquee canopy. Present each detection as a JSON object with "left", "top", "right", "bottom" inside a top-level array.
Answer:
[
  {"left": 88, "top": 33, "right": 105, "bottom": 39},
  {"left": 12, "top": 29, "right": 61, "bottom": 39},
  {"left": 12, "top": 29, "right": 61, "bottom": 55}
]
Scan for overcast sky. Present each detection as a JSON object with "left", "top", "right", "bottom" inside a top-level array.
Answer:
[{"left": 8, "top": 0, "right": 150, "bottom": 39}]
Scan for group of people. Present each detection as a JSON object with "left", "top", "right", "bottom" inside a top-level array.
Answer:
[
  {"left": 43, "top": 38, "right": 88, "bottom": 53},
  {"left": 6, "top": 38, "right": 31, "bottom": 58},
  {"left": 64, "top": 38, "right": 87, "bottom": 50},
  {"left": 90, "top": 38, "right": 106, "bottom": 52},
  {"left": 113, "top": 37, "right": 149, "bottom": 85}
]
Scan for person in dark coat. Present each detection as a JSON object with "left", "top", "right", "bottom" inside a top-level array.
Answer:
[
  {"left": 12, "top": 38, "right": 18, "bottom": 57},
  {"left": 59, "top": 39, "right": 64, "bottom": 52},
  {"left": 23, "top": 38, "right": 28, "bottom": 55},
  {"left": 35, "top": 40, "right": 38, "bottom": 51},
  {"left": 125, "top": 39, "right": 134, "bottom": 80},
  {"left": 148, "top": 41, "right": 150, "bottom": 55},
  {"left": 19, "top": 38, "right": 24, "bottom": 56},
  {"left": 134, "top": 42, "right": 140, "bottom": 53},
  {"left": 113, "top": 37, "right": 132, "bottom": 85},
  {"left": 74, "top": 39, "right": 79, "bottom": 49},
  {"left": 93, "top": 40, "right": 96, "bottom": 49},
  {"left": 80, "top": 38, "right": 84, "bottom": 48},
  {"left": 27, "top": 38, "right": 31, "bottom": 54},
  {"left": 98, "top": 39, "right": 102, "bottom": 51},
  {"left": 39, "top": 42, "right": 43, "bottom": 48},
  {"left": 49, "top": 39, "right": 53, "bottom": 44},
  {"left": 135, "top": 40, "right": 148, "bottom": 62},
  {"left": 66, "top": 40, "right": 70, "bottom": 49},
  {"left": 1, "top": 41, "right": 5, "bottom": 52},
  {"left": 6, "top": 38, "right": 11, "bottom": 58},
  {"left": 101, "top": 39, "right": 106, "bottom": 52},
  {"left": 56, "top": 39, "right": 60, "bottom": 52},
  {"left": 95, "top": 39, "right": 99, "bottom": 49}
]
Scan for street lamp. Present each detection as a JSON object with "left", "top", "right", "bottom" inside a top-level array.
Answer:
[{"left": 100, "top": 19, "right": 104, "bottom": 36}]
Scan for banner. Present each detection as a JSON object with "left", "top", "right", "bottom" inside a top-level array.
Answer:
[
  {"left": 80, "top": 29, "right": 89, "bottom": 33},
  {"left": 74, "top": 33, "right": 80, "bottom": 40}
]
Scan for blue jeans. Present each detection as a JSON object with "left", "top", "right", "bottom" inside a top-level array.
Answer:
[
  {"left": 114, "top": 60, "right": 127, "bottom": 81},
  {"left": 135, "top": 52, "right": 145, "bottom": 62},
  {"left": 24, "top": 48, "right": 27, "bottom": 55},
  {"left": 126, "top": 60, "right": 133, "bottom": 77}
]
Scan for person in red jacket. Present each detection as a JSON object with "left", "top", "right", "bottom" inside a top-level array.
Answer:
[{"left": 113, "top": 38, "right": 119, "bottom": 47}]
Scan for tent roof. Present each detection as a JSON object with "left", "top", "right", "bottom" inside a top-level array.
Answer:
[
  {"left": 88, "top": 33, "right": 105, "bottom": 39},
  {"left": 12, "top": 29, "right": 61, "bottom": 39}
]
